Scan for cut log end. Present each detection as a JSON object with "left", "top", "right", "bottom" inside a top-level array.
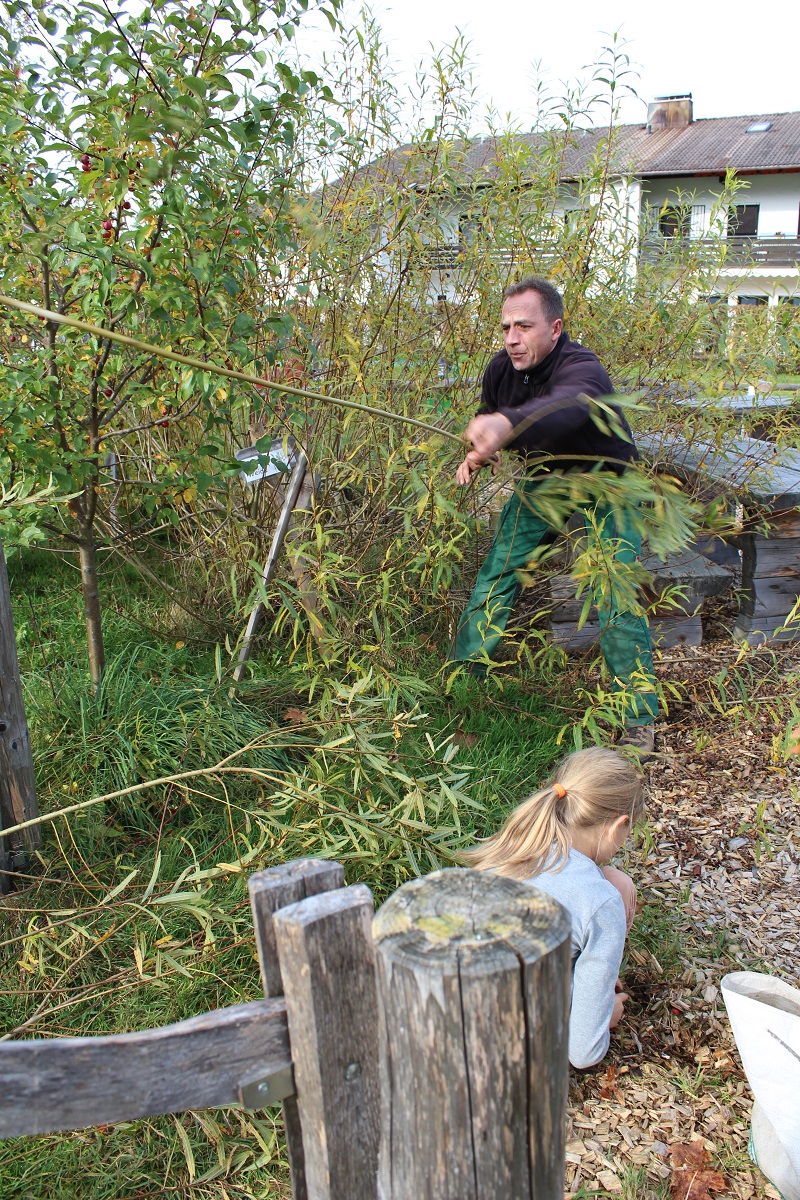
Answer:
[{"left": 373, "top": 868, "right": 571, "bottom": 968}]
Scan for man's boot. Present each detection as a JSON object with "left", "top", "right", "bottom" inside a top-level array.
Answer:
[{"left": 617, "top": 723, "right": 656, "bottom": 763}]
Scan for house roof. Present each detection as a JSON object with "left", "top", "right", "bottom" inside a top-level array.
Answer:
[
  {"left": 609, "top": 110, "right": 800, "bottom": 176},
  {"left": 355, "top": 110, "right": 800, "bottom": 192}
]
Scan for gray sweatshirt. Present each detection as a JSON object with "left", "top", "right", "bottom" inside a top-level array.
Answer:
[{"left": 526, "top": 848, "right": 627, "bottom": 1069}]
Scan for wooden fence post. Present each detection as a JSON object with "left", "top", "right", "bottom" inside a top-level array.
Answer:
[
  {"left": 274, "top": 884, "right": 380, "bottom": 1200},
  {"left": 373, "top": 868, "right": 572, "bottom": 1200},
  {"left": 247, "top": 858, "right": 345, "bottom": 1200},
  {"left": 0, "top": 539, "right": 40, "bottom": 892}
]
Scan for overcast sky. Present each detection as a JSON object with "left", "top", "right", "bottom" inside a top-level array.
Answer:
[{"left": 295, "top": 0, "right": 800, "bottom": 131}]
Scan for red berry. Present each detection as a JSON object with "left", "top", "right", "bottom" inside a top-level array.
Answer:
[
  {"left": 158, "top": 419, "right": 169, "bottom": 428},
  {"left": 123, "top": 200, "right": 131, "bottom": 210},
  {"left": 103, "top": 386, "right": 113, "bottom": 398},
  {"left": 102, "top": 218, "right": 113, "bottom": 230},
  {"left": 81, "top": 161, "right": 92, "bottom": 172},
  {"left": 80, "top": 153, "right": 90, "bottom": 166}
]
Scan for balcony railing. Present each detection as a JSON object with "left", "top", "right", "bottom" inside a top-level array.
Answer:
[
  {"left": 416, "top": 244, "right": 462, "bottom": 270},
  {"left": 415, "top": 243, "right": 557, "bottom": 270},
  {"left": 640, "top": 235, "right": 800, "bottom": 267},
  {"left": 417, "top": 236, "right": 800, "bottom": 272}
]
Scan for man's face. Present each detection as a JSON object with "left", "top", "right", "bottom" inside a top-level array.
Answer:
[{"left": 500, "top": 289, "right": 562, "bottom": 371}]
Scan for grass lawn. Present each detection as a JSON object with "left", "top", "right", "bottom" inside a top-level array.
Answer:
[
  {"left": 0, "top": 546, "right": 565, "bottom": 1198},
  {"left": 5, "top": 549, "right": 790, "bottom": 1200}
]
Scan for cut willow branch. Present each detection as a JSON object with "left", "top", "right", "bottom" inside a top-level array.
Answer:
[
  {"left": 0, "top": 734, "right": 304, "bottom": 842},
  {"left": 0, "top": 294, "right": 464, "bottom": 445}
]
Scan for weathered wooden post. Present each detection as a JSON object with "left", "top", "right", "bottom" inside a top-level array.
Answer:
[
  {"left": 274, "top": 883, "right": 380, "bottom": 1200},
  {"left": 0, "top": 539, "right": 40, "bottom": 891},
  {"left": 373, "top": 868, "right": 572, "bottom": 1200},
  {"left": 248, "top": 857, "right": 380, "bottom": 1200},
  {"left": 248, "top": 858, "right": 346, "bottom": 1199}
]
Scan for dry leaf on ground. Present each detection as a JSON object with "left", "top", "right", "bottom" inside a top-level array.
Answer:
[
  {"left": 283, "top": 706, "right": 309, "bottom": 724},
  {"left": 670, "top": 1140, "right": 728, "bottom": 1200},
  {"left": 597, "top": 1063, "right": 622, "bottom": 1100},
  {"left": 452, "top": 728, "right": 478, "bottom": 747}
]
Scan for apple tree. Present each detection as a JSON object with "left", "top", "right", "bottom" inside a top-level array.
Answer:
[{"left": 0, "top": 0, "right": 339, "bottom": 684}]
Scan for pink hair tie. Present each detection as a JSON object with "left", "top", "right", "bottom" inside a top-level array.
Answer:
[{"left": 552, "top": 783, "right": 567, "bottom": 799}]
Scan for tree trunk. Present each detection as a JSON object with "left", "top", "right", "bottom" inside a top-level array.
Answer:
[
  {"left": 78, "top": 530, "right": 105, "bottom": 688},
  {"left": 0, "top": 539, "right": 40, "bottom": 890}
]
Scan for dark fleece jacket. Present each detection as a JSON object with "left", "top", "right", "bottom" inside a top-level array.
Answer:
[{"left": 478, "top": 331, "right": 635, "bottom": 473}]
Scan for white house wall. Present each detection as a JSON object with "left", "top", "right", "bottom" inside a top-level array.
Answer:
[
  {"left": 642, "top": 173, "right": 800, "bottom": 238},
  {"left": 409, "top": 168, "right": 800, "bottom": 304},
  {"left": 641, "top": 173, "right": 800, "bottom": 300}
]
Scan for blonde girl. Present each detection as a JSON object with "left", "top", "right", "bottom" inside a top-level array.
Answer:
[{"left": 465, "top": 746, "right": 644, "bottom": 1069}]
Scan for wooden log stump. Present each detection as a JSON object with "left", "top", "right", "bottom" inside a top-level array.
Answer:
[{"left": 373, "top": 868, "right": 571, "bottom": 1200}]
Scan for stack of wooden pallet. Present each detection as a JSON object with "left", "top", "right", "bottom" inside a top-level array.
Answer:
[
  {"left": 549, "top": 548, "right": 733, "bottom": 652},
  {"left": 638, "top": 432, "right": 800, "bottom": 647},
  {"left": 737, "top": 510, "right": 800, "bottom": 644}
]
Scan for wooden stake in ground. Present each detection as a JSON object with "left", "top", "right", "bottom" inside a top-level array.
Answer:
[
  {"left": 231, "top": 451, "right": 327, "bottom": 691},
  {"left": 0, "top": 539, "right": 40, "bottom": 890}
]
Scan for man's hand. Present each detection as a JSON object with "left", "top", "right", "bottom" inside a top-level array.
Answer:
[
  {"left": 455, "top": 412, "right": 513, "bottom": 486},
  {"left": 456, "top": 449, "right": 502, "bottom": 486}
]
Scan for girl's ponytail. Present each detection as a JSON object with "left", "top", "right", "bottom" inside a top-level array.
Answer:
[
  {"left": 464, "top": 747, "right": 644, "bottom": 880},
  {"left": 462, "top": 780, "right": 572, "bottom": 879}
]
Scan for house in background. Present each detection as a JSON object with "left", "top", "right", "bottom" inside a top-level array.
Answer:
[
  {"left": 413, "top": 95, "right": 800, "bottom": 309},
  {"left": 634, "top": 96, "right": 800, "bottom": 309}
]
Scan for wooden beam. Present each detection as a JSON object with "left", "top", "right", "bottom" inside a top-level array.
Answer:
[{"left": 0, "top": 999, "right": 290, "bottom": 1137}]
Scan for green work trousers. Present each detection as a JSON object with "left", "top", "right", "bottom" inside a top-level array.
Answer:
[{"left": 451, "top": 479, "right": 658, "bottom": 725}]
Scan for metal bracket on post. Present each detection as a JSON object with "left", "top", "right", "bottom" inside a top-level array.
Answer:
[{"left": 239, "top": 1063, "right": 296, "bottom": 1109}]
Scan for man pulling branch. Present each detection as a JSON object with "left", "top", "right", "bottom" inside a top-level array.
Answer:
[{"left": 451, "top": 276, "right": 657, "bottom": 754}]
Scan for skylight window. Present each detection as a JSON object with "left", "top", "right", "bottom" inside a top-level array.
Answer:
[{"left": 746, "top": 121, "right": 772, "bottom": 133}]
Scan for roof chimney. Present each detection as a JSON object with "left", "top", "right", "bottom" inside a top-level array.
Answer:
[{"left": 646, "top": 94, "right": 693, "bottom": 134}]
